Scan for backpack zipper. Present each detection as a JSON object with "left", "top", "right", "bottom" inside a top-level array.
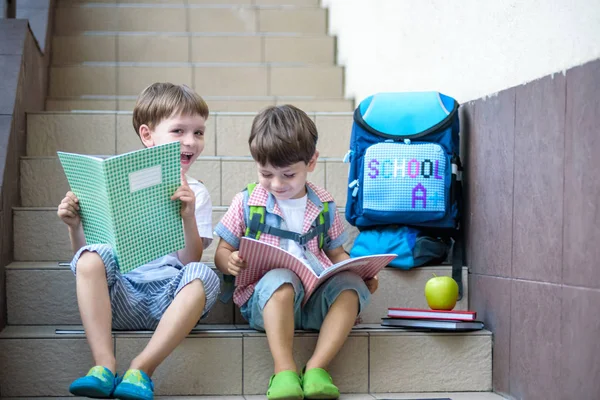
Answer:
[{"left": 348, "top": 179, "right": 360, "bottom": 197}]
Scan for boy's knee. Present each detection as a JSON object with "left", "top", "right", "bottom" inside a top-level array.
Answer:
[
  {"left": 271, "top": 283, "right": 295, "bottom": 302},
  {"left": 76, "top": 251, "right": 106, "bottom": 277},
  {"left": 339, "top": 288, "right": 359, "bottom": 301},
  {"left": 186, "top": 279, "right": 206, "bottom": 300}
]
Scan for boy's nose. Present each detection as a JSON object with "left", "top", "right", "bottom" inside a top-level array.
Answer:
[
  {"left": 181, "top": 133, "right": 195, "bottom": 146},
  {"left": 271, "top": 177, "right": 283, "bottom": 189}
]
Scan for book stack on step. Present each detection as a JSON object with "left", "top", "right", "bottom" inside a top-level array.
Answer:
[{"left": 381, "top": 307, "right": 484, "bottom": 331}]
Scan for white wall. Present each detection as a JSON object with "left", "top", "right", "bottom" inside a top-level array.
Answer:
[{"left": 321, "top": 0, "right": 600, "bottom": 104}]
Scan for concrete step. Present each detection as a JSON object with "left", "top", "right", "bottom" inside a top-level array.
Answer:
[
  {"left": 0, "top": 394, "right": 508, "bottom": 400},
  {"left": 49, "top": 64, "right": 344, "bottom": 97},
  {"left": 54, "top": 4, "right": 328, "bottom": 35},
  {"left": 20, "top": 156, "right": 350, "bottom": 207},
  {"left": 0, "top": 325, "right": 492, "bottom": 397},
  {"left": 25, "top": 112, "right": 354, "bottom": 158},
  {"left": 52, "top": 33, "right": 336, "bottom": 64},
  {"left": 0, "top": 395, "right": 508, "bottom": 400},
  {"left": 5, "top": 261, "right": 468, "bottom": 325},
  {"left": 45, "top": 96, "right": 354, "bottom": 112}
]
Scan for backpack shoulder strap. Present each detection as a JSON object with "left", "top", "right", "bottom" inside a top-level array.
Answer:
[
  {"left": 243, "top": 183, "right": 333, "bottom": 250},
  {"left": 316, "top": 201, "right": 331, "bottom": 249},
  {"left": 244, "top": 183, "right": 265, "bottom": 240}
]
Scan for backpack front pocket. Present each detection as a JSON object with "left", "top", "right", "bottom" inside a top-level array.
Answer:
[{"left": 355, "top": 142, "right": 449, "bottom": 225}]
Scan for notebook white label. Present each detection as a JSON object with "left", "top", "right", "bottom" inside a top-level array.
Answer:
[{"left": 129, "top": 165, "right": 162, "bottom": 192}]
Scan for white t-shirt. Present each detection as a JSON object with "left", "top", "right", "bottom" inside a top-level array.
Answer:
[
  {"left": 277, "top": 195, "right": 310, "bottom": 266},
  {"left": 126, "top": 176, "right": 213, "bottom": 283}
]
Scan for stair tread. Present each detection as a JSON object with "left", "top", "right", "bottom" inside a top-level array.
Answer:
[
  {"left": 12, "top": 205, "right": 347, "bottom": 211},
  {"left": 46, "top": 94, "right": 348, "bottom": 98},
  {"left": 54, "top": 31, "right": 331, "bottom": 37},
  {"left": 21, "top": 154, "right": 346, "bottom": 161},
  {"left": 0, "top": 324, "right": 492, "bottom": 339},
  {"left": 5, "top": 260, "right": 466, "bottom": 271},
  {"left": 57, "top": 3, "right": 321, "bottom": 8},
  {"left": 28, "top": 110, "right": 353, "bottom": 115}
]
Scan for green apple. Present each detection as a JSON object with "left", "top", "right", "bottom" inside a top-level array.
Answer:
[{"left": 424, "top": 274, "right": 459, "bottom": 310}]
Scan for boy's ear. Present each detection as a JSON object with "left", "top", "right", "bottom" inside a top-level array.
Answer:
[
  {"left": 138, "top": 124, "right": 154, "bottom": 147},
  {"left": 307, "top": 150, "right": 319, "bottom": 172}
]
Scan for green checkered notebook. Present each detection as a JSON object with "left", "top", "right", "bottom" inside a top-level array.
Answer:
[{"left": 58, "top": 141, "right": 184, "bottom": 273}]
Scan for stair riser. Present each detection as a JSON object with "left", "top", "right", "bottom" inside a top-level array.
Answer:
[
  {"left": 53, "top": 35, "right": 335, "bottom": 65},
  {"left": 6, "top": 265, "right": 468, "bottom": 325},
  {"left": 21, "top": 157, "right": 350, "bottom": 207},
  {"left": 49, "top": 65, "right": 344, "bottom": 97},
  {"left": 52, "top": 65, "right": 344, "bottom": 99},
  {"left": 54, "top": 6, "right": 327, "bottom": 35},
  {"left": 26, "top": 113, "right": 354, "bottom": 158},
  {"left": 0, "top": 332, "right": 491, "bottom": 397},
  {"left": 12, "top": 209, "right": 227, "bottom": 263}
]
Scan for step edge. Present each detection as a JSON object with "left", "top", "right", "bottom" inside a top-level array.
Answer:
[
  {"left": 27, "top": 110, "right": 353, "bottom": 116},
  {"left": 6, "top": 260, "right": 467, "bottom": 272},
  {"left": 0, "top": 324, "right": 492, "bottom": 339}
]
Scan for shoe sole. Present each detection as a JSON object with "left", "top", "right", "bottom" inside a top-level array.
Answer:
[
  {"left": 267, "top": 395, "right": 304, "bottom": 400},
  {"left": 304, "top": 394, "right": 339, "bottom": 400},
  {"left": 304, "top": 386, "right": 340, "bottom": 400},
  {"left": 113, "top": 386, "right": 153, "bottom": 400},
  {"left": 69, "top": 385, "right": 112, "bottom": 399}
]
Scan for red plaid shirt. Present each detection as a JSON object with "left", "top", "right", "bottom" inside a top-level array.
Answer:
[{"left": 215, "top": 182, "right": 347, "bottom": 307}]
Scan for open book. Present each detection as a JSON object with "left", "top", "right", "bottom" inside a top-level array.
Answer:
[
  {"left": 237, "top": 237, "right": 397, "bottom": 304},
  {"left": 57, "top": 141, "right": 184, "bottom": 273}
]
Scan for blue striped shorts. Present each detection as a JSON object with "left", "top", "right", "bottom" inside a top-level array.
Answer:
[{"left": 70, "top": 244, "right": 220, "bottom": 330}]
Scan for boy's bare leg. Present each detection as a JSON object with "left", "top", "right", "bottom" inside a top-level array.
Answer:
[
  {"left": 305, "top": 290, "right": 359, "bottom": 370},
  {"left": 263, "top": 284, "right": 297, "bottom": 373},
  {"left": 76, "top": 252, "right": 116, "bottom": 373},
  {"left": 129, "top": 279, "right": 206, "bottom": 376}
]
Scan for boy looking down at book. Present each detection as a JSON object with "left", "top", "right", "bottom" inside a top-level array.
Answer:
[
  {"left": 214, "top": 105, "right": 379, "bottom": 400},
  {"left": 56, "top": 82, "right": 220, "bottom": 400}
]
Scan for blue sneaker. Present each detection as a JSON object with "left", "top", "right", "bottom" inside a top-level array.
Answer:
[
  {"left": 112, "top": 369, "right": 154, "bottom": 400},
  {"left": 69, "top": 366, "right": 119, "bottom": 398}
]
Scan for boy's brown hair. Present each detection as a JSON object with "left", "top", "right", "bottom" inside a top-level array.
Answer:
[
  {"left": 132, "top": 82, "right": 209, "bottom": 136},
  {"left": 249, "top": 105, "right": 318, "bottom": 167}
]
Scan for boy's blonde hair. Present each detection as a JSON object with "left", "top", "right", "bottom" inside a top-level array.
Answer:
[
  {"left": 133, "top": 82, "right": 209, "bottom": 136},
  {"left": 249, "top": 105, "right": 318, "bottom": 168}
]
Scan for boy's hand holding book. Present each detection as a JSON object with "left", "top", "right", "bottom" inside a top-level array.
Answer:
[
  {"left": 57, "top": 191, "right": 81, "bottom": 229},
  {"left": 365, "top": 275, "right": 379, "bottom": 294},
  {"left": 227, "top": 251, "right": 248, "bottom": 276}
]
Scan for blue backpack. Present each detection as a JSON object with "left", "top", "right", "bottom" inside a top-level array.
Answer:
[{"left": 344, "top": 92, "right": 464, "bottom": 296}]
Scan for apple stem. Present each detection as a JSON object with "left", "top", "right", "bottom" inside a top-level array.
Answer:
[{"left": 432, "top": 273, "right": 438, "bottom": 278}]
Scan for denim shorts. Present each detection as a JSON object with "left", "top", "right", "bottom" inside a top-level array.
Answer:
[{"left": 240, "top": 268, "right": 371, "bottom": 331}]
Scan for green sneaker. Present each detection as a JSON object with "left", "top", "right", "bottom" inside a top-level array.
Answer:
[
  {"left": 301, "top": 368, "right": 340, "bottom": 400},
  {"left": 267, "top": 370, "right": 304, "bottom": 400}
]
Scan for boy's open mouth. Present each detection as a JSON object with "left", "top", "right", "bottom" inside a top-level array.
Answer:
[{"left": 180, "top": 152, "right": 193, "bottom": 163}]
